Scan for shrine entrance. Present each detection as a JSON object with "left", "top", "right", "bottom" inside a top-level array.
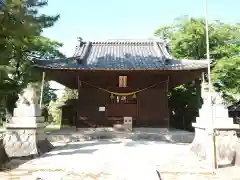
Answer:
[
  {"left": 106, "top": 92, "right": 138, "bottom": 125},
  {"left": 106, "top": 76, "right": 138, "bottom": 125},
  {"left": 35, "top": 39, "right": 208, "bottom": 129}
]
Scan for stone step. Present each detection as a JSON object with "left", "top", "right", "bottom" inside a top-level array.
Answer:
[
  {"left": 10, "top": 117, "right": 45, "bottom": 124},
  {"left": 13, "top": 104, "right": 41, "bottom": 117},
  {"left": 196, "top": 117, "right": 234, "bottom": 125},
  {"left": 193, "top": 122, "right": 239, "bottom": 129},
  {"left": 199, "top": 108, "right": 229, "bottom": 118},
  {"left": 47, "top": 132, "right": 195, "bottom": 144}
]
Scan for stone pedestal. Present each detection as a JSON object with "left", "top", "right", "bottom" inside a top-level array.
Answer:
[
  {"left": 113, "top": 117, "right": 133, "bottom": 132},
  {"left": 123, "top": 117, "right": 133, "bottom": 131},
  {"left": 235, "top": 140, "right": 240, "bottom": 167},
  {"left": 191, "top": 102, "right": 240, "bottom": 165},
  {"left": 3, "top": 104, "right": 53, "bottom": 158}
]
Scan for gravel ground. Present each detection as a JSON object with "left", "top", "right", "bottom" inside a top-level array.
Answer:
[{"left": 0, "top": 139, "right": 240, "bottom": 180}]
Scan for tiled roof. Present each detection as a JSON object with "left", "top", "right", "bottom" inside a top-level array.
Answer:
[{"left": 34, "top": 39, "right": 208, "bottom": 71}]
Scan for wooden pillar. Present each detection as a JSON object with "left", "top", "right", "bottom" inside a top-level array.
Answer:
[
  {"left": 166, "top": 76, "right": 170, "bottom": 129},
  {"left": 77, "top": 75, "right": 81, "bottom": 100},
  {"left": 40, "top": 72, "right": 46, "bottom": 109},
  {"left": 75, "top": 75, "right": 81, "bottom": 128}
]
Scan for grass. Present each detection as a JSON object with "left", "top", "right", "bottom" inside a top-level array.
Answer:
[{"left": 45, "top": 124, "right": 61, "bottom": 134}]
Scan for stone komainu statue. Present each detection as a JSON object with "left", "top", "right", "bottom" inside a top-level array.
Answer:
[
  {"left": 211, "top": 90, "right": 224, "bottom": 105},
  {"left": 201, "top": 82, "right": 224, "bottom": 105},
  {"left": 16, "top": 83, "right": 41, "bottom": 107}
]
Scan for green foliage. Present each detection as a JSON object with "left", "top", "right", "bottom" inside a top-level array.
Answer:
[
  {"left": 48, "top": 88, "right": 78, "bottom": 124},
  {"left": 212, "top": 56, "right": 240, "bottom": 102},
  {"left": 155, "top": 17, "right": 240, "bottom": 60},
  {"left": 48, "top": 100, "right": 61, "bottom": 124},
  {"left": 0, "top": 0, "right": 65, "bottom": 122},
  {"left": 168, "top": 82, "right": 202, "bottom": 130},
  {"left": 60, "top": 88, "right": 78, "bottom": 103},
  {"left": 42, "top": 82, "right": 57, "bottom": 107},
  {"left": 155, "top": 17, "right": 240, "bottom": 130}
]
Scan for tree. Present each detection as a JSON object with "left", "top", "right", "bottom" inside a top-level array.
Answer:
[
  {"left": 212, "top": 56, "right": 240, "bottom": 102},
  {"left": 60, "top": 88, "right": 78, "bottom": 103},
  {"left": 155, "top": 17, "right": 240, "bottom": 61},
  {"left": 154, "top": 17, "right": 240, "bottom": 130},
  {"left": 42, "top": 82, "right": 57, "bottom": 107},
  {"left": 0, "top": 0, "right": 65, "bottom": 121},
  {"left": 48, "top": 88, "right": 78, "bottom": 124},
  {"left": 0, "top": 0, "right": 60, "bottom": 75}
]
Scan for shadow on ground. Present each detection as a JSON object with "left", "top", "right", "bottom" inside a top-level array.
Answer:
[
  {"left": 42, "top": 140, "right": 121, "bottom": 157},
  {"left": 130, "top": 133, "right": 193, "bottom": 144},
  {"left": 1, "top": 130, "right": 194, "bottom": 172},
  {"left": 1, "top": 139, "right": 122, "bottom": 171}
]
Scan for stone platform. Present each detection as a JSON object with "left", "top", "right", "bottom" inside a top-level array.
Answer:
[
  {"left": 47, "top": 127, "right": 195, "bottom": 144},
  {"left": 1, "top": 132, "right": 215, "bottom": 180},
  {"left": 2, "top": 127, "right": 240, "bottom": 179}
]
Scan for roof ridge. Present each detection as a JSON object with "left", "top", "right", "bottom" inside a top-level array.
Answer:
[
  {"left": 104, "top": 38, "right": 164, "bottom": 41},
  {"left": 77, "top": 39, "right": 165, "bottom": 45}
]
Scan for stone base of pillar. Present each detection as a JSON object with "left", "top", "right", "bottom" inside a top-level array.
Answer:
[
  {"left": 235, "top": 140, "right": 240, "bottom": 167},
  {"left": 191, "top": 101, "right": 240, "bottom": 166},
  {"left": 3, "top": 121, "right": 53, "bottom": 158},
  {"left": 191, "top": 123, "right": 239, "bottom": 165}
]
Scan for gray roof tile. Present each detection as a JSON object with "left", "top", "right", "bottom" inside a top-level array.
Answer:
[{"left": 34, "top": 39, "right": 208, "bottom": 70}]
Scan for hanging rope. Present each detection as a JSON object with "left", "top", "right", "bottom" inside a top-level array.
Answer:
[{"left": 81, "top": 79, "right": 169, "bottom": 97}]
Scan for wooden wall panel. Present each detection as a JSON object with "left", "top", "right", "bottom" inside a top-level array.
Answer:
[
  {"left": 76, "top": 88, "right": 107, "bottom": 127},
  {"left": 80, "top": 73, "right": 169, "bottom": 90},
  {"left": 107, "top": 104, "right": 137, "bottom": 117},
  {"left": 61, "top": 72, "right": 172, "bottom": 128},
  {"left": 137, "top": 88, "right": 169, "bottom": 127}
]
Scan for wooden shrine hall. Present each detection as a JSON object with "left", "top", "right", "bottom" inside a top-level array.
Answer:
[{"left": 34, "top": 39, "right": 207, "bottom": 128}]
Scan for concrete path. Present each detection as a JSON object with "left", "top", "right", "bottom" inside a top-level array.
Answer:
[{"left": 0, "top": 139, "right": 239, "bottom": 179}]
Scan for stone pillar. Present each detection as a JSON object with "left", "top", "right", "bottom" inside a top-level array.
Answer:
[
  {"left": 191, "top": 87, "right": 239, "bottom": 165},
  {"left": 191, "top": 78, "right": 240, "bottom": 165},
  {"left": 3, "top": 104, "right": 53, "bottom": 158}
]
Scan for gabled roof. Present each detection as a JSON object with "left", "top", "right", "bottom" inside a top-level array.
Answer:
[{"left": 34, "top": 39, "right": 208, "bottom": 71}]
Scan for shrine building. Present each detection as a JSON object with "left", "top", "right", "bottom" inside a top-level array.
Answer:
[{"left": 34, "top": 39, "right": 207, "bottom": 128}]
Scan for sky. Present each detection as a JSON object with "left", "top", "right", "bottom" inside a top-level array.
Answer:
[{"left": 40, "top": 0, "right": 240, "bottom": 92}]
